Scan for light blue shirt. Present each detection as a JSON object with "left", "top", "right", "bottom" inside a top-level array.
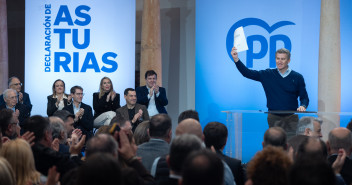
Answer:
[
  {"left": 277, "top": 66, "right": 292, "bottom": 78},
  {"left": 73, "top": 103, "right": 81, "bottom": 114},
  {"left": 6, "top": 105, "right": 16, "bottom": 112}
]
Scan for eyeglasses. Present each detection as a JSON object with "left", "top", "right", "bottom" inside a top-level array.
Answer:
[
  {"left": 12, "top": 83, "right": 22, "bottom": 86},
  {"left": 75, "top": 93, "right": 85, "bottom": 96}
]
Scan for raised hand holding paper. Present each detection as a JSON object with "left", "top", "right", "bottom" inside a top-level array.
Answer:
[{"left": 233, "top": 26, "right": 248, "bottom": 52}]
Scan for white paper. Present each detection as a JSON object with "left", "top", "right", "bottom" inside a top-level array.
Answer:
[{"left": 233, "top": 26, "right": 248, "bottom": 53}]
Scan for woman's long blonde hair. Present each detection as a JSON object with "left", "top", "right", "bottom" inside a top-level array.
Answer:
[
  {"left": 99, "top": 77, "right": 114, "bottom": 99},
  {"left": 0, "top": 157, "right": 16, "bottom": 185},
  {"left": 0, "top": 139, "right": 41, "bottom": 185}
]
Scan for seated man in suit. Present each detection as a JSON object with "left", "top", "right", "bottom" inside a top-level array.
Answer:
[
  {"left": 0, "top": 76, "right": 32, "bottom": 114},
  {"left": 203, "top": 121, "right": 245, "bottom": 185},
  {"left": 136, "top": 114, "right": 172, "bottom": 172},
  {"left": 63, "top": 86, "right": 93, "bottom": 140},
  {"left": 116, "top": 88, "right": 149, "bottom": 132},
  {"left": 0, "top": 89, "right": 30, "bottom": 127},
  {"left": 136, "top": 70, "right": 168, "bottom": 116}
]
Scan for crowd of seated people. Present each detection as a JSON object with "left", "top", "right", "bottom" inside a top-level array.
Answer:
[{"left": 1, "top": 73, "right": 352, "bottom": 185}]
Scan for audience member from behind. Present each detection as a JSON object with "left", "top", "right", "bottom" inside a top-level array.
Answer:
[
  {"left": 136, "top": 70, "right": 168, "bottom": 116},
  {"left": 110, "top": 116, "right": 132, "bottom": 134},
  {"left": 178, "top": 109, "right": 199, "bottom": 123},
  {"left": 287, "top": 135, "right": 309, "bottom": 161},
  {"left": 63, "top": 86, "right": 94, "bottom": 140},
  {"left": 289, "top": 154, "right": 336, "bottom": 185},
  {"left": 246, "top": 146, "right": 292, "bottom": 185},
  {"left": 295, "top": 136, "right": 328, "bottom": 161},
  {"left": 76, "top": 153, "right": 122, "bottom": 185},
  {"left": 50, "top": 116, "right": 69, "bottom": 154},
  {"left": 85, "top": 132, "right": 154, "bottom": 185},
  {"left": 116, "top": 88, "right": 150, "bottom": 132},
  {"left": 0, "top": 76, "right": 32, "bottom": 114},
  {"left": 47, "top": 79, "right": 71, "bottom": 116},
  {"left": 93, "top": 77, "right": 120, "bottom": 128},
  {"left": 137, "top": 113, "right": 172, "bottom": 171},
  {"left": 262, "top": 127, "right": 288, "bottom": 150},
  {"left": 158, "top": 134, "right": 203, "bottom": 185},
  {"left": 133, "top": 120, "right": 150, "bottom": 146},
  {"left": 0, "top": 138, "right": 41, "bottom": 185},
  {"left": 296, "top": 116, "right": 323, "bottom": 138},
  {"left": 181, "top": 149, "right": 224, "bottom": 185},
  {"left": 0, "top": 89, "right": 30, "bottom": 127},
  {"left": 326, "top": 127, "right": 352, "bottom": 185},
  {"left": 204, "top": 121, "right": 245, "bottom": 185},
  {"left": 22, "top": 115, "right": 85, "bottom": 179},
  {"left": 176, "top": 118, "right": 203, "bottom": 140},
  {"left": 53, "top": 110, "right": 76, "bottom": 138},
  {"left": 0, "top": 157, "right": 16, "bottom": 185}
]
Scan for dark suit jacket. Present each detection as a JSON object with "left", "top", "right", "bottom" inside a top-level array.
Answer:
[
  {"left": 47, "top": 95, "right": 70, "bottom": 116},
  {"left": 116, "top": 103, "right": 150, "bottom": 132},
  {"left": 136, "top": 86, "right": 168, "bottom": 114},
  {"left": 0, "top": 103, "right": 30, "bottom": 126},
  {"left": 217, "top": 150, "right": 246, "bottom": 185},
  {"left": 328, "top": 155, "right": 352, "bottom": 185},
  {"left": 32, "top": 143, "right": 81, "bottom": 180},
  {"left": 136, "top": 138, "right": 170, "bottom": 172},
  {"left": 0, "top": 91, "right": 32, "bottom": 115},
  {"left": 63, "top": 102, "right": 93, "bottom": 139},
  {"left": 92, "top": 92, "right": 120, "bottom": 119}
]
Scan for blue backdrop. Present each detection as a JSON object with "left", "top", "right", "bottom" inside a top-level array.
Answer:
[{"left": 196, "top": 0, "right": 352, "bottom": 162}]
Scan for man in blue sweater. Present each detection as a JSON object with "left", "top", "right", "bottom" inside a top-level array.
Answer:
[{"left": 231, "top": 47, "right": 309, "bottom": 133}]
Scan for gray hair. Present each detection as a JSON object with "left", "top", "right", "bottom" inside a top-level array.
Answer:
[
  {"left": 2, "top": 89, "right": 17, "bottom": 100},
  {"left": 49, "top": 116, "right": 67, "bottom": 143},
  {"left": 85, "top": 134, "right": 118, "bottom": 158},
  {"left": 296, "top": 117, "right": 322, "bottom": 135},
  {"left": 276, "top": 48, "right": 291, "bottom": 60},
  {"left": 169, "top": 134, "right": 203, "bottom": 173}
]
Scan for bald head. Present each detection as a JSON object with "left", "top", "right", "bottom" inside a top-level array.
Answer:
[
  {"left": 328, "top": 127, "right": 352, "bottom": 155},
  {"left": 176, "top": 118, "right": 203, "bottom": 140}
]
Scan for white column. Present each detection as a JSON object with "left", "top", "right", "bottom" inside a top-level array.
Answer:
[{"left": 318, "top": 0, "right": 341, "bottom": 139}]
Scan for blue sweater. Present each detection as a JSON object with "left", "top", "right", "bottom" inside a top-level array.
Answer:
[{"left": 235, "top": 60, "right": 309, "bottom": 111}]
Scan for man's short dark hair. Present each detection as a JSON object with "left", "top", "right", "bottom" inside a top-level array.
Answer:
[
  {"left": 22, "top": 115, "right": 51, "bottom": 142},
  {"left": 149, "top": 114, "right": 171, "bottom": 138},
  {"left": 0, "top": 109, "right": 14, "bottom": 135},
  {"left": 263, "top": 127, "right": 287, "bottom": 150},
  {"left": 53, "top": 110, "right": 75, "bottom": 122},
  {"left": 110, "top": 116, "right": 128, "bottom": 127},
  {"left": 289, "top": 155, "right": 335, "bottom": 185},
  {"left": 203, "top": 122, "right": 228, "bottom": 150},
  {"left": 178, "top": 110, "right": 199, "bottom": 123},
  {"left": 8, "top": 76, "right": 19, "bottom": 87},
  {"left": 145, "top": 70, "right": 157, "bottom": 79},
  {"left": 296, "top": 137, "right": 328, "bottom": 161},
  {"left": 182, "top": 149, "right": 224, "bottom": 185},
  {"left": 77, "top": 153, "right": 122, "bottom": 185},
  {"left": 124, "top": 88, "right": 135, "bottom": 96},
  {"left": 169, "top": 134, "right": 203, "bottom": 173},
  {"left": 70, "top": 86, "right": 83, "bottom": 94},
  {"left": 85, "top": 134, "right": 118, "bottom": 158}
]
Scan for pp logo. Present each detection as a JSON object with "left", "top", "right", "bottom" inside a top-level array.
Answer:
[{"left": 226, "top": 18, "right": 295, "bottom": 68}]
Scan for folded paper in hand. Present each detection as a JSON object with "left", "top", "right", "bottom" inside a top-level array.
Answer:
[{"left": 233, "top": 26, "right": 248, "bottom": 53}]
